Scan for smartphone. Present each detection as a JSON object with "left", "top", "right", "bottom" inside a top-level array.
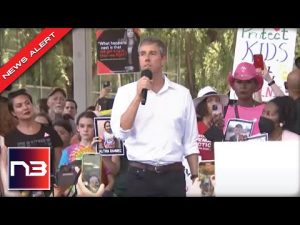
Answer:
[
  {"left": 212, "top": 103, "right": 223, "bottom": 116},
  {"left": 103, "top": 81, "right": 111, "bottom": 88},
  {"left": 82, "top": 153, "right": 102, "bottom": 193},
  {"left": 253, "top": 54, "right": 264, "bottom": 70},
  {"left": 56, "top": 165, "right": 77, "bottom": 187}
]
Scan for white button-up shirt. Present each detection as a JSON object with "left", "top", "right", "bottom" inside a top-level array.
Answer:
[{"left": 111, "top": 76, "right": 198, "bottom": 165}]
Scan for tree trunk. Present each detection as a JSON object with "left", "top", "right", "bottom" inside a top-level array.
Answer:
[
  {"left": 184, "top": 31, "right": 196, "bottom": 98},
  {"left": 62, "top": 33, "right": 73, "bottom": 98}
]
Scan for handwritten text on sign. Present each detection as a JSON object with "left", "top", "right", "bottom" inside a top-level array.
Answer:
[{"left": 231, "top": 28, "right": 297, "bottom": 101}]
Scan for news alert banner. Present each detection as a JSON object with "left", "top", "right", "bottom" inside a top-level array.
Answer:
[{"left": 0, "top": 28, "right": 72, "bottom": 93}]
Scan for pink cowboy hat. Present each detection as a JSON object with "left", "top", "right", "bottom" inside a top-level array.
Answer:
[{"left": 228, "top": 62, "right": 263, "bottom": 92}]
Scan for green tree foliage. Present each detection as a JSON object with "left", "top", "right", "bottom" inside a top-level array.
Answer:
[
  {"left": 1, "top": 28, "right": 300, "bottom": 102},
  {"left": 295, "top": 30, "right": 300, "bottom": 58},
  {"left": 142, "top": 28, "right": 300, "bottom": 98},
  {"left": 141, "top": 28, "right": 236, "bottom": 98}
]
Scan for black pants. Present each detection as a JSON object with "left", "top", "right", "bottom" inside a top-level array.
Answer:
[{"left": 125, "top": 166, "right": 186, "bottom": 197}]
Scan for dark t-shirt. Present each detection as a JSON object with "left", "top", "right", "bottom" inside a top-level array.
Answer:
[
  {"left": 5, "top": 124, "right": 63, "bottom": 175},
  {"left": 292, "top": 98, "right": 300, "bottom": 135}
]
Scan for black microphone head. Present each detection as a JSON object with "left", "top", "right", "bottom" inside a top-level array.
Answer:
[{"left": 141, "top": 69, "right": 153, "bottom": 80}]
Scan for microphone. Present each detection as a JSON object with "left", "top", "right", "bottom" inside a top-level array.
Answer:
[{"left": 141, "top": 69, "right": 153, "bottom": 105}]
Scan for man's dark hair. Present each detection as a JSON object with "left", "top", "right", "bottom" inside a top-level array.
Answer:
[
  {"left": 66, "top": 98, "right": 78, "bottom": 109},
  {"left": 7, "top": 89, "right": 33, "bottom": 114}
]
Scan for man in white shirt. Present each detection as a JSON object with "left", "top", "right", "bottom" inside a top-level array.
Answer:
[{"left": 111, "top": 37, "right": 199, "bottom": 197}]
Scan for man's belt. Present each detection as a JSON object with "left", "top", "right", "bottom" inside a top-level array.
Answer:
[{"left": 129, "top": 161, "right": 184, "bottom": 174}]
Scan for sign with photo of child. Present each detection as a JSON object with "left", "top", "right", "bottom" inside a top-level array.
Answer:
[{"left": 94, "top": 117, "right": 124, "bottom": 156}]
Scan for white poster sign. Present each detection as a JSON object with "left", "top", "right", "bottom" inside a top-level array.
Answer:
[{"left": 231, "top": 28, "right": 297, "bottom": 102}]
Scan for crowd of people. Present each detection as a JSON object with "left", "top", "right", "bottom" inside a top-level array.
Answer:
[{"left": 0, "top": 36, "right": 299, "bottom": 197}]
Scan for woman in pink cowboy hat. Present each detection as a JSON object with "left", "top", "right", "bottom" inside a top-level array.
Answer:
[{"left": 225, "top": 62, "right": 265, "bottom": 136}]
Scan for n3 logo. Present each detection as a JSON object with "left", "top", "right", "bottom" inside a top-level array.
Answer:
[
  {"left": 10, "top": 161, "right": 47, "bottom": 177},
  {"left": 8, "top": 147, "right": 50, "bottom": 190}
]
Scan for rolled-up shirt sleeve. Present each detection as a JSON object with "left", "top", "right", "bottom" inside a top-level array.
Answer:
[
  {"left": 182, "top": 91, "right": 199, "bottom": 157},
  {"left": 111, "top": 84, "right": 134, "bottom": 141}
]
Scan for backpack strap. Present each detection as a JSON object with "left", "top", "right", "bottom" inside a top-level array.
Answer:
[{"left": 234, "top": 103, "right": 240, "bottom": 118}]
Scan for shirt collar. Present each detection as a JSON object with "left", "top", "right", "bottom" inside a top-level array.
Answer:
[{"left": 158, "top": 74, "right": 175, "bottom": 94}]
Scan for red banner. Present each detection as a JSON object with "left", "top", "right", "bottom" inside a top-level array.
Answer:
[{"left": 0, "top": 28, "right": 72, "bottom": 93}]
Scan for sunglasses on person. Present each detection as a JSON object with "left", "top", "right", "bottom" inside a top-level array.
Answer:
[{"left": 284, "top": 81, "right": 288, "bottom": 90}]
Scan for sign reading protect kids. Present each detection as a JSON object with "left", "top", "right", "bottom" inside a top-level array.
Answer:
[{"left": 231, "top": 28, "right": 297, "bottom": 102}]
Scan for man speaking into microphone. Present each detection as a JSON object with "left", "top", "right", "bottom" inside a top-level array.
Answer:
[{"left": 111, "top": 37, "right": 199, "bottom": 197}]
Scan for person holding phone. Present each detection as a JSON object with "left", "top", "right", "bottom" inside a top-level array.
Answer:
[
  {"left": 81, "top": 153, "right": 102, "bottom": 193},
  {"left": 183, "top": 86, "right": 228, "bottom": 195},
  {"left": 253, "top": 54, "right": 285, "bottom": 100},
  {"left": 111, "top": 37, "right": 199, "bottom": 197},
  {"left": 193, "top": 86, "right": 229, "bottom": 160},
  {"left": 76, "top": 172, "right": 105, "bottom": 197},
  {"left": 58, "top": 111, "right": 114, "bottom": 195}
]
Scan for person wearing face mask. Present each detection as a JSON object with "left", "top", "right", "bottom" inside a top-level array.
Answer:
[{"left": 259, "top": 96, "right": 300, "bottom": 141}]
